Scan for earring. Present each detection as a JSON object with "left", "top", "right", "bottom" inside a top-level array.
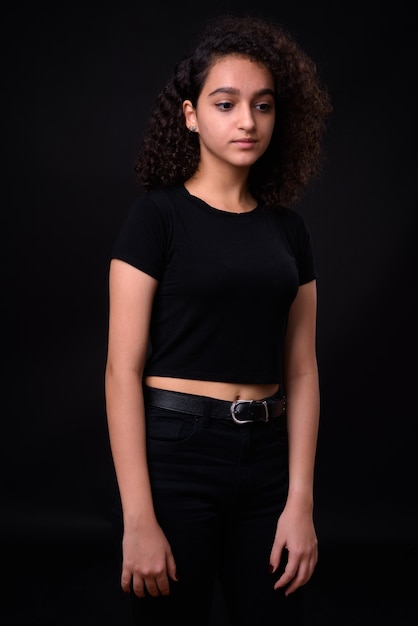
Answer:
[{"left": 189, "top": 125, "right": 197, "bottom": 132}]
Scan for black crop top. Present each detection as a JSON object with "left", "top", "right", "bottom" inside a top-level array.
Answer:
[{"left": 111, "top": 185, "right": 317, "bottom": 385}]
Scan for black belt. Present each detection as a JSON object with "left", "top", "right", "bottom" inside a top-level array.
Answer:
[{"left": 144, "top": 386, "right": 285, "bottom": 425}]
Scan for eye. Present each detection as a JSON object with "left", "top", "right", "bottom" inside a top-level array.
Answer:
[
  {"left": 216, "top": 102, "right": 234, "bottom": 111},
  {"left": 255, "top": 102, "right": 273, "bottom": 112}
]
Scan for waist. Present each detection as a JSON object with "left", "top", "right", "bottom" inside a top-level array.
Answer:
[
  {"left": 144, "top": 376, "right": 279, "bottom": 402},
  {"left": 143, "top": 385, "right": 285, "bottom": 425}
]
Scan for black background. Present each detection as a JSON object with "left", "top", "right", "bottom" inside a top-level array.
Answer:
[{"left": 3, "top": 1, "right": 418, "bottom": 624}]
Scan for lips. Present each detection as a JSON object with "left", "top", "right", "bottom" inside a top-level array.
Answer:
[{"left": 232, "top": 138, "right": 257, "bottom": 147}]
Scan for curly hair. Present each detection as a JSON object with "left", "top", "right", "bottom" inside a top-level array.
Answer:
[{"left": 134, "top": 14, "right": 332, "bottom": 207}]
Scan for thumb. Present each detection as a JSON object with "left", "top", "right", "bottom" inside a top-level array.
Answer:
[{"left": 167, "top": 552, "right": 178, "bottom": 581}]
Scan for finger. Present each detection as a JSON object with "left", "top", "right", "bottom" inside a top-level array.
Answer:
[
  {"left": 273, "top": 547, "right": 300, "bottom": 586},
  {"left": 269, "top": 543, "right": 290, "bottom": 578},
  {"left": 273, "top": 562, "right": 299, "bottom": 590},
  {"left": 143, "top": 577, "right": 161, "bottom": 597},
  {"left": 155, "top": 573, "right": 171, "bottom": 596},
  {"left": 283, "top": 567, "right": 312, "bottom": 596},
  {"left": 275, "top": 557, "right": 316, "bottom": 595},
  {"left": 167, "top": 553, "right": 178, "bottom": 582},
  {"left": 269, "top": 541, "right": 287, "bottom": 571},
  {"left": 121, "top": 570, "right": 133, "bottom": 594},
  {"left": 132, "top": 576, "right": 146, "bottom": 598}
]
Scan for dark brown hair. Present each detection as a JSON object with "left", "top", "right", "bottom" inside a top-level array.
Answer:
[{"left": 134, "top": 14, "right": 332, "bottom": 206}]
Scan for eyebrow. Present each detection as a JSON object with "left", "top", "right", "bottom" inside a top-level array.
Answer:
[{"left": 207, "top": 87, "right": 275, "bottom": 98}]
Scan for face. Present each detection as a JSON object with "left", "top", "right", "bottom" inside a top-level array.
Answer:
[{"left": 183, "top": 55, "right": 276, "bottom": 171}]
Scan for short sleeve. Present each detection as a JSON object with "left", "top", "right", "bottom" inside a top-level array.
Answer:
[
  {"left": 111, "top": 195, "right": 169, "bottom": 280},
  {"left": 280, "top": 208, "right": 318, "bottom": 285}
]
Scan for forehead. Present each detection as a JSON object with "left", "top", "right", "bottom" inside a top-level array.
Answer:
[{"left": 202, "top": 55, "right": 274, "bottom": 92}]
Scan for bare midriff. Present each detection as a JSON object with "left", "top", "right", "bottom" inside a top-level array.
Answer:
[{"left": 144, "top": 376, "right": 280, "bottom": 402}]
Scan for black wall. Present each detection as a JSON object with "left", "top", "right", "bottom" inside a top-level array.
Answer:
[{"left": 4, "top": 0, "right": 417, "bottom": 581}]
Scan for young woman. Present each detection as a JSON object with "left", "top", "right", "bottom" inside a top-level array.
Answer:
[{"left": 105, "top": 13, "right": 332, "bottom": 626}]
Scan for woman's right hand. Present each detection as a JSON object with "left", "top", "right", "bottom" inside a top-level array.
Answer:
[{"left": 121, "top": 520, "right": 178, "bottom": 597}]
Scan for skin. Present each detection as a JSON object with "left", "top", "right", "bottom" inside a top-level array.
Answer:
[
  {"left": 182, "top": 55, "right": 276, "bottom": 214},
  {"left": 105, "top": 54, "right": 319, "bottom": 599}
]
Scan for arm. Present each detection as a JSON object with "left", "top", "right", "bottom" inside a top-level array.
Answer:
[
  {"left": 270, "top": 279, "right": 320, "bottom": 595},
  {"left": 105, "top": 259, "right": 177, "bottom": 597}
]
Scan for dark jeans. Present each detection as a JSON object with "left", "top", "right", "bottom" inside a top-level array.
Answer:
[{"left": 112, "top": 389, "right": 305, "bottom": 626}]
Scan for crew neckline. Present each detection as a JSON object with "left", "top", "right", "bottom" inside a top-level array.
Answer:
[{"left": 179, "top": 184, "right": 261, "bottom": 216}]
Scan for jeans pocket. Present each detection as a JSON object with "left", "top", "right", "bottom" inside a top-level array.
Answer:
[{"left": 146, "top": 407, "right": 199, "bottom": 444}]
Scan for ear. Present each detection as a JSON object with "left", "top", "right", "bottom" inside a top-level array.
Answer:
[{"left": 183, "top": 100, "right": 198, "bottom": 132}]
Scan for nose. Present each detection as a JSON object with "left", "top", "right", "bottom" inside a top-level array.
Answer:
[{"left": 238, "top": 104, "right": 256, "bottom": 131}]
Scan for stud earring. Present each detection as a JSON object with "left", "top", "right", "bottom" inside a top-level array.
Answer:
[{"left": 189, "top": 125, "right": 197, "bottom": 132}]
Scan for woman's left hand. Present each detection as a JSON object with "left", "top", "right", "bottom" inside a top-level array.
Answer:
[{"left": 269, "top": 502, "right": 318, "bottom": 595}]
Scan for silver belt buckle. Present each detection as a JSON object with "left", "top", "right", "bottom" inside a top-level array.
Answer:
[{"left": 230, "top": 399, "right": 269, "bottom": 425}]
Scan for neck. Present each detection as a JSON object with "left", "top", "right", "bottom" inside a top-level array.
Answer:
[{"left": 185, "top": 169, "right": 256, "bottom": 214}]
